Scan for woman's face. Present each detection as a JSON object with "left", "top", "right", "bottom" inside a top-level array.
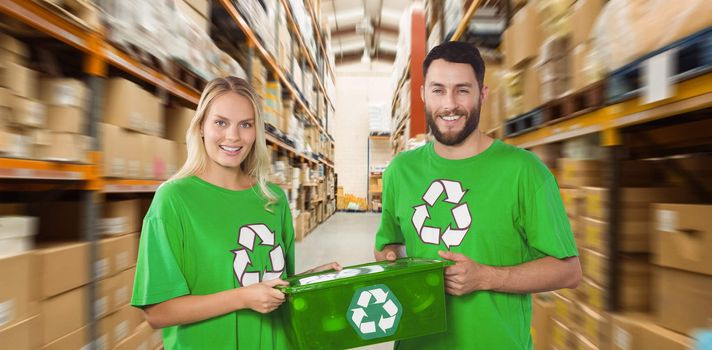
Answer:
[{"left": 201, "top": 92, "right": 256, "bottom": 171}]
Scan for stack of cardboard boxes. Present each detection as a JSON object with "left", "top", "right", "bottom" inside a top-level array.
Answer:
[
  {"left": 0, "top": 198, "right": 160, "bottom": 350},
  {"left": 0, "top": 33, "right": 92, "bottom": 162},
  {"left": 175, "top": 0, "right": 210, "bottom": 33},
  {"left": 100, "top": 78, "right": 179, "bottom": 180}
]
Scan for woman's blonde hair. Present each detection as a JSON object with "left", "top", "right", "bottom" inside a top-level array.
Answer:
[{"left": 170, "top": 76, "right": 277, "bottom": 210}]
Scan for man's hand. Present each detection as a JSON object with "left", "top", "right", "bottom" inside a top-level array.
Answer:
[
  {"left": 374, "top": 244, "right": 401, "bottom": 261},
  {"left": 438, "top": 250, "right": 503, "bottom": 296},
  {"left": 302, "top": 262, "right": 343, "bottom": 274}
]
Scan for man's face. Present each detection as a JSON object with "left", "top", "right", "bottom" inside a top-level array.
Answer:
[{"left": 422, "top": 59, "right": 485, "bottom": 146}]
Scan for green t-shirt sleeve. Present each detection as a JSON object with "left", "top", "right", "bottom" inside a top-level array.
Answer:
[
  {"left": 132, "top": 212, "right": 190, "bottom": 307},
  {"left": 375, "top": 164, "right": 405, "bottom": 251},
  {"left": 522, "top": 176, "right": 579, "bottom": 259}
]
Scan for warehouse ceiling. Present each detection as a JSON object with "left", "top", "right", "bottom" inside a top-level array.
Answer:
[
  {"left": 321, "top": 0, "right": 415, "bottom": 64},
  {"left": 321, "top": 0, "right": 509, "bottom": 65}
]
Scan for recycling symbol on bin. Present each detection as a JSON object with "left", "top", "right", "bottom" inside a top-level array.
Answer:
[
  {"left": 412, "top": 179, "right": 471, "bottom": 249},
  {"left": 347, "top": 284, "right": 402, "bottom": 340},
  {"left": 231, "top": 224, "right": 285, "bottom": 287}
]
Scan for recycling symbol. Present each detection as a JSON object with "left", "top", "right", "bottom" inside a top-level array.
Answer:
[
  {"left": 231, "top": 224, "right": 285, "bottom": 287},
  {"left": 411, "top": 179, "right": 472, "bottom": 249},
  {"left": 347, "top": 284, "right": 402, "bottom": 340}
]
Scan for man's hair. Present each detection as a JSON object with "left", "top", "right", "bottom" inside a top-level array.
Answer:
[{"left": 423, "top": 41, "right": 485, "bottom": 88}]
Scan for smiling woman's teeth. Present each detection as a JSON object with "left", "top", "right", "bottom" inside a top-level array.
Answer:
[{"left": 220, "top": 146, "right": 241, "bottom": 152}]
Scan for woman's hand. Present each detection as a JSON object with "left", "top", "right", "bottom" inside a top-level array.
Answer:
[
  {"left": 239, "top": 279, "right": 289, "bottom": 314},
  {"left": 302, "top": 261, "right": 343, "bottom": 274}
]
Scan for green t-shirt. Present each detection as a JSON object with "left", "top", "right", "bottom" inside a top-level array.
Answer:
[
  {"left": 375, "top": 140, "right": 578, "bottom": 350},
  {"left": 131, "top": 176, "right": 295, "bottom": 349}
]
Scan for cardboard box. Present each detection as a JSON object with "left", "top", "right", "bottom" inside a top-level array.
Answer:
[
  {"left": 560, "top": 188, "right": 583, "bottom": 217},
  {"left": 552, "top": 291, "right": 577, "bottom": 325},
  {"left": 125, "top": 131, "right": 144, "bottom": 179},
  {"left": 94, "top": 276, "right": 117, "bottom": 320},
  {"left": 0, "top": 33, "right": 29, "bottom": 61},
  {"left": 0, "top": 252, "right": 37, "bottom": 330},
  {"left": 103, "top": 78, "right": 159, "bottom": 134},
  {"left": 183, "top": 0, "right": 209, "bottom": 17},
  {"left": 532, "top": 296, "right": 554, "bottom": 350},
  {"left": 113, "top": 268, "right": 136, "bottom": 311},
  {"left": 46, "top": 105, "right": 85, "bottom": 133},
  {"left": 9, "top": 95, "right": 46, "bottom": 128},
  {"left": 572, "top": 43, "right": 589, "bottom": 91},
  {"left": 611, "top": 314, "right": 694, "bottom": 350},
  {"left": 101, "top": 200, "right": 140, "bottom": 237},
  {"left": 144, "top": 93, "right": 163, "bottom": 137},
  {"left": 100, "top": 123, "right": 127, "bottom": 178},
  {"left": 40, "top": 287, "right": 89, "bottom": 345},
  {"left": 38, "top": 78, "right": 89, "bottom": 109},
  {"left": 33, "top": 132, "right": 90, "bottom": 162},
  {"left": 154, "top": 138, "right": 177, "bottom": 180},
  {"left": 36, "top": 242, "right": 90, "bottom": 299},
  {"left": 175, "top": 142, "right": 187, "bottom": 169},
  {"left": 110, "top": 305, "right": 144, "bottom": 347},
  {"left": 580, "top": 248, "right": 649, "bottom": 289},
  {"left": 557, "top": 159, "right": 603, "bottom": 187},
  {"left": 165, "top": 106, "right": 194, "bottom": 143},
  {"left": 569, "top": 0, "right": 605, "bottom": 48},
  {"left": 522, "top": 64, "right": 541, "bottom": 111},
  {"left": 177, "top": 0, "right": 209, "bottom": 31},
  {"left": 653, "top": 204, "right": 712, "bottom": 276},
  {"left": 95, "top": 316, "right": 114, "bottom": 350},
  {"left": 42, "top": 324, "right": 90, "bottom": 350},
  {"left": 552, "top": 317, "right": 576, "bottom": 350},
  {"left": 0, "top": 316, "right": 39, "bottom": 350},
  {"left": 114, "top": 322, "right": 153, "bottom": 350},
  {"left": 115, "top": 233, "right": 138, "bottom": 274},
  {"left": 577, "top": 303, "right": 609, "bottom": 349},
  {"left": 0, "top": 63, "right": 37, "bottom": 99},
  {"left": 504, "top": 4, "right": 543, "bottom": 69},
  {"left": 0, "top": 216, "right": 37, "bottom": 256},
  {"left": 655, "top": 267, "right": 712, "bottom": 336}
]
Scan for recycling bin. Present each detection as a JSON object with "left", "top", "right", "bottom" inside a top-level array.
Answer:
[{"left": 279, "top": 258, "right": 451, "bottom": 349}]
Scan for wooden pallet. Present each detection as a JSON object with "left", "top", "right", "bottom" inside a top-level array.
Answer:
[
  {"left": 607, "top": 26, "right": 712, "bottom": 103},
  {"left": 542, "top": 81, "right": 605, "bottom": 125}
]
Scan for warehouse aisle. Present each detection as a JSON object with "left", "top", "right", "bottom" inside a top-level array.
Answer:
[{"left": 295, "top": 212, "right": 392, "bottom": 350}]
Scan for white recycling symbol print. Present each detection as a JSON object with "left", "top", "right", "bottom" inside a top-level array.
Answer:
[
  {"left": 348, "top": 285, "right": 402, "bottom": 339},
  {"left": 412, "top": 179, "right": 472, "bottom": 249},
  {"left": 231, "top": 224, "right": 285, "bottom": 287}
]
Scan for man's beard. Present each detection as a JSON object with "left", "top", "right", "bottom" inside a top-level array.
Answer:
[{"left": 425, "top": 104, "right": 481, "bottom": 146}]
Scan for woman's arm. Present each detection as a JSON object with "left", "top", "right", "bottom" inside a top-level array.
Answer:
[{"left": 142, "top": 279, "right": 288, "bottom": 329}]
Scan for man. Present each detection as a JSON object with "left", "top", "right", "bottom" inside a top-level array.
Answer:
[{"left": 374, "top": 41, "right": 581, "bottom": 349}]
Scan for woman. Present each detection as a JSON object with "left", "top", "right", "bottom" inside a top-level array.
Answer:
[{"left": 131, "top": 76, "right": 339, "bottom": 349}]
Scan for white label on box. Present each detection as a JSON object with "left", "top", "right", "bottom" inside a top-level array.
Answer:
[
  {"left": 54, "top": 85, "right": 76, "bottom": 106},
  {"left": 100, "top": 217, "right": 126, "bottom": 235},
  {"left": 656, "top": 209, "right": 677, "bottom": 232},
  {"left": 115, "top": 320, "right": 129, "bottom": 343},
  {"left": 95, "top": 296, "right": 108, "bottom": 318},
  {"left": 111, "top": 158, "right": 125, "bottom": 176},
  {"left": 115, "top": 286, "right": 128, "bottom": 306},
  {"left": 643, "top": 49, "right": 676, "bottom": 105},
  {"left": 127, "top": 160, "right": 141, "bottom": 178},
  {"left": 130, "top": 113, "right": 142, "bottom": 131},
  {"left": 28, "top": 102, "right": 46, "bottom": 126},
  {"left": 0, "top": 299, "right": 15, "bottom": 327},
  {"left": 116, "top": 251, "right": 129, "bottom": 271},
  {"left": 95, "top": 258, "right": 109, "bottom": 279},
  {"left": 92, "top": 335, "right": 108, "bottom": 350},
  {"left": 613, "top": 326, "right": 631, "bottom": 350}
]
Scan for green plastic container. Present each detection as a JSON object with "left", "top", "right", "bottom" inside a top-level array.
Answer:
[{"left": 279, "top": 258, "right": 451, "bottom": 349}]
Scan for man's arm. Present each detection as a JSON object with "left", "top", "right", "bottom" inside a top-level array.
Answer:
[{"left": 438, "top": 251, "right": 581, "bottom": 296}]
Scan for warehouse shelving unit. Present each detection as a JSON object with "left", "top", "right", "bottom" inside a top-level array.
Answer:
[
  {"left": 0, "top": 0, "right": 338, "bottom": 346},
  {"left": 500, "top": 19, "right": 712, "bottom": 312}
]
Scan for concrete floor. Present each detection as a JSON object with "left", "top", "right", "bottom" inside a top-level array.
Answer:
[{"left": 295, "top": 212, "right": 393, "bottom": 350}]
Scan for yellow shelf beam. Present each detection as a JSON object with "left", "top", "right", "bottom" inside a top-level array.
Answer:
[
  {"left": 450, "top": 0, "right": 483, "bottom": 41},
  {"left": 505, "top": 73, "right": 712, "bottom": 148}
]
